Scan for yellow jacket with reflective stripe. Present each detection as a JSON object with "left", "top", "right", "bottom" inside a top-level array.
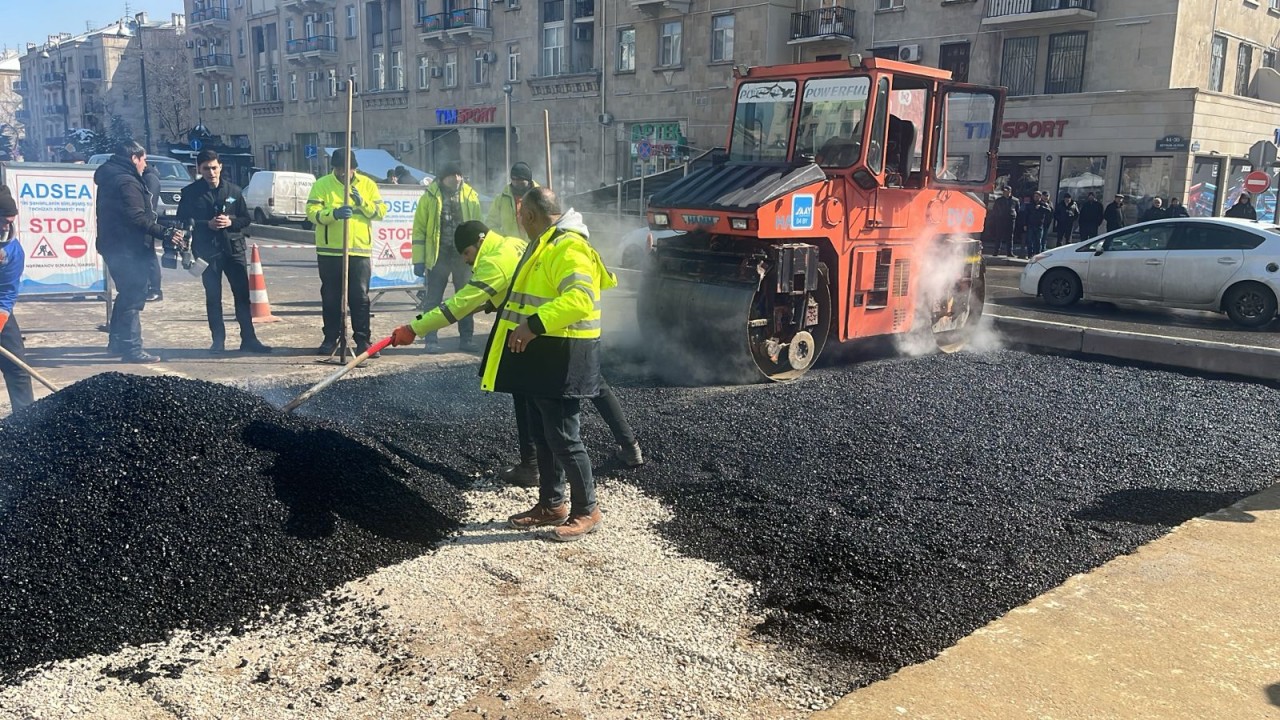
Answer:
[
  {"left": 409, "top": 231, "right": 527, "bottom": 336},
  {"left": 480, "top": 213, "right": 617, "bottom": 395},
  {"left": 484, "top": 181, "right": 538, "bottom": 240},
  {"left": 306, "top": 172, "right": 388, "bottom": 257},
  {"left": 410, "top": 182, "right": 482, "bottom": 267}
]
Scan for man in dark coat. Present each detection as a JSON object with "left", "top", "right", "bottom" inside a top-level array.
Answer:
[
  {"left": 1053, "top": 194, "right": 1079, "bottom": 247},
  {"left": 1024, "top": 191, "right": 1053, "bottom": 258},
  {"left": 987, "top": 186, "right": 1019, "bottom": 256},
  {"left": 1224, "top": 193, "right": 1258, "bottom": 220},
  {"left": 1077, "top": 192, "right": 1105, "bottom": 240},
  {"left": 1140, "top": 197, "right": 1168, "bottom": 223},
  {"left": 177, "top": 149, "right": 272, "bottom": 354},
  {"left": 94, "top": 141, "right": 180, "bottom": 363},
  {"left": 1104, "top": 194, "right": 1127, "bottom": 232},
  {"left": 1166, "top": 196, "right": 1190, "bottom": 218}
]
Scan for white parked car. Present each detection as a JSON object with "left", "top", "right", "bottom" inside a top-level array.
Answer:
[
  {"left": 613, "top": 226, "right": 682, "bottom": 270},
  {"left": 1019, "top": 217, "right": 1280, "bottom": 328},
  {"left": 243, "top": 170, "right": 316, "bottom": 225}
]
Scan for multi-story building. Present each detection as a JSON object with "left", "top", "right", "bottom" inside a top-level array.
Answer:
[
  {"left": 0, "top": 51, "right": 22, "bottom": 159},
  {"left": 15, "top": 14, "right": 187, "bottom": 162},
  {"left": 190, "top": 0, "right": 1280, "bottom": 215}
]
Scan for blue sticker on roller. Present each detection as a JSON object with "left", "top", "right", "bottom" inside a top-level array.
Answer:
[{"left": 791, "top": 194, "right": 814, "bottom": 230}]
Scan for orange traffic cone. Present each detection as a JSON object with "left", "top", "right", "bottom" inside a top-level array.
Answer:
[{"left": 248, "top": 244, "right": 281, "bottom": 323}]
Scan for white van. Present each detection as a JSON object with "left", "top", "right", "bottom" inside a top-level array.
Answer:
[{"left": 243, "top": 171, "right": 315, "bottom": 225}]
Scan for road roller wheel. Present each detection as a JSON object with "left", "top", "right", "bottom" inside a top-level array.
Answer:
[
  {"left": 931, "top": 254, "right": 984, "bottom": 354},
  {"left": 748, "top": 262, "right": 832, "bottom": 381}
]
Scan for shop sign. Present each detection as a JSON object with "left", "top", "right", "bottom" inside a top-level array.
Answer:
[
  {"left": 435, "top": 106, "right": 498, "bottom": 125},
  {"left": 1155, "top": 135, "right": 1189, "bottom": 152},
  {"left": 630, "top": 122, "right": 686, "bottom": 158},
  {"left": 963, "top": 119, "right": 1069, "bottom": 140}
]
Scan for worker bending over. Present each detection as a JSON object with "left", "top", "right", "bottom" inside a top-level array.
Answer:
[{"left": 0, "top": 185, "right": 34, "bottom": 412}]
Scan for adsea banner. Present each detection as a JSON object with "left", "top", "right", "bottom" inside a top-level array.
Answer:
[
  {"left": 8, "top": 165, "right": 105, "bottom": 293},
  {"left": 370, "top": 186, "right": 422, "bottom": 290}
]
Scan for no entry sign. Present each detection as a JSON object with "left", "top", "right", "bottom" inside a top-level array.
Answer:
[
  {"left": 400, "top": 242, "right": 413, "bottom": 259},
  {"left": 64, "top": 236, "right": 88, "bottom": 258},
  {"left": 1243, "top": 170, "right": 1271, "bottom": 195}
]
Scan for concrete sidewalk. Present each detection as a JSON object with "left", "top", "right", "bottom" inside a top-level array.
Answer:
[{"left": 813, "top": 483, "right": 1280, "bottom": 720}]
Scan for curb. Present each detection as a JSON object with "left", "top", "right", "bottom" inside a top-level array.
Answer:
[
  {"left": 245, "top": 223, "right": 314, "bottom": 244},
  {"left": 990, "top": 314, "right": 1280, "bottom": 382}
]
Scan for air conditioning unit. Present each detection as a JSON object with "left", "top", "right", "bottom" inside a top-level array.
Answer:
[
  {"left": 899, "top": 44, "right": 922, "bottom": 63},
  {"left": 398, "top": 141, "right": 412, "bottom": 152},
  {"left": 598, "top": 112, "right": 613, "bottom": 126},
  {"left": 264, "top": 143, "right": 276, "bottom": 152},
  {"left": 279, "top": 141, "right": 292, "bottom": 151},
  {"left": 430, "top": 67, "right": 444, "bottom": 78},
  {"left": 573, "top": 25, "right": 592, "bottom": 41}
]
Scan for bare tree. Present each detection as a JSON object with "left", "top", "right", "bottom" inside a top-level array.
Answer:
[{"left": 116, "top": 28, "right": 191, "bottom": 147}]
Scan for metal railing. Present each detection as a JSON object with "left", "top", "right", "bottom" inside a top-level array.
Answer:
[
  {"left": 789, "top": 5, "right": 854, "bottom": 40},
  {"left": 44, "top": 104, "right": 67, "bottom": 115},
  {"left": 83, "top": 100, "right": 106, "bottom": 114},
  {"left": 574, "top": 0, "right": 594, "bottom": 18},
  {"left": 190, "top": 6, "right": 231, "bottom": 22},
  {"left": 416, "top": 6, "right": 491, "bottom": 32},
  {"left": 194, "top": 53, "right": 234, "bottom": 68},
  {"left": 985, "top": 0, "right": 1095, "bottom": 19},
  {"left": 13, "top": 80, "right": 28, "bottom": 92},
  {"left": 41, "top": 72, "right": 66, "bottom": 84},
  {"left": 81, "top": 68, "right": 103, "bottom": 80},
  {"left": 286, "top": 35, "right": 338, "bottom": 54}
]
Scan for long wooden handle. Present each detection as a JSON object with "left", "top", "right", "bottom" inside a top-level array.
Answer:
[
  {"left": 281, "top": 335, "right": 393, "bottom": 413},
  {"left": 0, "top": 344, "right": 60, "bottom": 394}
]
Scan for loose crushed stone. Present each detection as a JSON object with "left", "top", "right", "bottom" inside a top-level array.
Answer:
[{"left": 0, "top": 372, "right": 466, "bottom": 683}]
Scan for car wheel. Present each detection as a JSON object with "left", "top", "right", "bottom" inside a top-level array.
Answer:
[
  {"left": 254, "top": 208, "right": 268, "bottom": 224},
  {"left": 1040, "top": 268, "right": 1082, "bottom": 307},
  {"left": 1223, "top": 282, "right": 1278, "bottom": 328}
]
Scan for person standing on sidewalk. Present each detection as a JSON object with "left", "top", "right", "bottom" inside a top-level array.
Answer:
[
  {"left": 142, "top": 163, "right": 164, "bottom": 302},
  {"left": 411, "top": 162, "right": 482, "bottom": 353},
  {"left": 1077, "top": 192, "right": 1104, "bottom": 240},
  {"left": 1052, "top": 194, "right": 1079, "bottom": 248},
  {"left": 1225, "top": 192, "right": 1258, "bottom": 220},
  {"left": 94, "top": 141, "right": 181, "bottom": 364},
  {"left": 1166, "top": 196, "right": 1190, "bottom": 218},
  {"left": 0, "top": 185, "right": 35, "bottom": 413},
  {"left": 1024, "top": 191, "right": 1053, "bottom": 258},
  {"left": 987, "top": 186, "right": 1018, "bottom": 257},
  {"left": 307, "top": 149, "right": 388, "bottom": 357},
  {"left": 1104, "top": 194, "right": 1127, "bottom": 233},
  {"left": 177, "top": 149, "right": 272, "bottom": 354}
]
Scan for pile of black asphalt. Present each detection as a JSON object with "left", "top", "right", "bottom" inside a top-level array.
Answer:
[
  {"left": 0, "top": 373, "right": 466, "bottom": 683},
  {"left": 290, "top": 349, "right": 1280, "bottom": 687}
]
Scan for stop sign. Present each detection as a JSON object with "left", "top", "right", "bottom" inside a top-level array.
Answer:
[
  {"left": 1243, "top": 170, "right": 1271, "bottom": 194},
  {"left": 64, "top": 236, "right": 88, "bottom": 258},
  {"left": 399, "top": 242, "right": 413, "bottom": 260}
]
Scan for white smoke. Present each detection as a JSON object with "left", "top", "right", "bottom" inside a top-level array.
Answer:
[{"left": 893, "top": 232, "right": 1004, "bottom": 358}]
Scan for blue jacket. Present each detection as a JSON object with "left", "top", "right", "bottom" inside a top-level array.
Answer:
[{"left": 0, "top": 238, "right": 25, "bottom": 314}]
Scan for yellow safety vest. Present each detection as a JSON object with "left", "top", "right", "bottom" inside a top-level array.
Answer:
[
  {"left": 410, "top": 182, "right": 482, "bottom": 267},
  {"left": 409, "top": 231, "right": 527, "bottom": 336},
  {"left": 480, "top": 223, "right": 617, "bottom": 393},
  {"left": 306, "top": 173, "right": 388, "bottom": 257}
]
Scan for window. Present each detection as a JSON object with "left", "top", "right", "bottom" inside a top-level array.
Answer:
[
  {"left": 1264, "top": 49, "right": 1277, "bottom": 69},
  {"left": 288, "top": 72, "right": 297, "bottom": 100},
  {"left": 286, "top": 18, "right": 295, "bottom": 42},
  {"left": 328, "top": 68, "right": 338, "bottom": 96},
  {"left": 347, "top": 4, "right": 357, "bottom": 37},
  {"left": 199, "top": 83, "right": 206, "bottom": 109},
  {"left": 1000, "top": 36, "right": 1038, "bottom": 96},
  {"left": 1104, "top": 224, "right": 1174, "bottom": 252},
  {"left": 212, "top": 81, "right": 221, "bottom": 107},
  {"left": 473, "top": 49, "right": 489, "bottom": 85},
  {"left": 307, "top": 71, "right": 319, "bottom": 99},
  {"left": 237, "top": 28, "right": 246, "bottom": 56},
  {"left": 392, "top": 50, "right": 404, "bottom": 89},
  {"left": 876, "top": 0, "right": 904, "bottom": 9},
  {"left": 418, "top": 55, "right": 430, "bottom": 89},
  {"left": 323, "top": 10, "right": 335, "bottom": 38},
  {"left": 1119, "top": 156, "right": 1175, "bottom": 221},
  {"left": 347, "top": 63, "right": 357, "bottom": 90},
  {"left": 271, "top": 70, "right": 279, "bottom": 100},
  {"left": 1236, "top": 43, "right": 1254, "bottom": 96},
  {"left": 304, "top": 15, "right": 315, "bottom": 39},
  {"left": 730, "top": 79, "right": 797, "bottom": 163},
  {"left": 938, "top": 42, "right": 970, "bottom": 83},
  {"left": 1174, "top": 223, "right": 1265, "bottom": 251},
  {"left": 542, "top": 25, "right": 564, "bottom": 75},
  {"left": 444, "top": 51, "right": 457, "bottom": 87},
  {"left": 617, "top": 28, "right": 635, "bottom": 72},
  {"left": 543, "top": 0, "right": 564, "bottom": 22},
  {"left": 241, "top": 78, "right": 250, "bottom": 104},
  {"left": 711, "top": 15, "right": 734, "bottom": 63},
  {"left": 1057, "top": 156, "right": 1107, "bottom": 203},
  {"left": 372, "top": 52, "right": 384, "bottom": 90},
  {"left": 933, "top": 90, "right": 996, "bottom": 184},
  {"left": 1189, "top": 157, "right": 1221, "bottom": 217},
  {"left": 798, "top": 77, "right": 871, "bottom": 168},
  {"left": 1210, "top": 35, "right": 1227, "bottom": 91},
  {"left": 226, "top": 81, "right": 234, "bottom": 106},
  {"left": 659, "top": 20, "right": 683, "bottom": 67},
  {"left": 258, "top": 71, "right": 268, "bottom": 102},
  {"left": 1045, "top": 31, "right": 1086, "bottom": 94},
  {"left": 507, "top": 43, "right": 520, "bottom": 82}
]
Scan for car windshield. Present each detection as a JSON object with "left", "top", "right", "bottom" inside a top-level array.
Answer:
[
  {"left": 796, "top": 76, "right": 871, "bottom": 168},
  {"left": 150, "top": 161, "right": 192, "bottom": 181},
  {"left": 729, "top": 80, "right": 797, "bottom": 163}
]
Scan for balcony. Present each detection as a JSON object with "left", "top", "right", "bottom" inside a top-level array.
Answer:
[
  {"left": 629, "top": 0, "right": 689, "bottom": 15},
  {"left": 13, "top": 80, "right": 28, "bottom": 93},
  {"left": 417, "top": 6, "right": 492, "bottom": 43},
  {"left": 527, "top": 68, "right": 600, "bottom": 98},
  {"left": 573, "top": 0, "right": 594, "bottom": 20},
  {"left": 41, "top": 72, "right": 66, "bottom": 86},
  {"left": 83, "top": 99, "right": 106, "bottom": 115},
  {"left": 286, "top": 35, "right": 338, "bottom": 61},
  {"left": 190, "top": 6, "right": 231, "bottom": 28},
  {"left": 789, "top": 5, "right": 854, "bottom": 44},
  {"left": 81, "top": 68, "right": 103, "bottom": 81},
  {"left": 281, "top": 0, "right": 330, "bottom": 10},
  {"left": 983, "top": 0, "right": 1096, "bottom": 26},
  {"left": 15, "top": 109, "right": 30, "bottom": 123},
  {"left": 44, "top": 104, "right": 68, "bottom": 115},
  {"left": 193, "top": 53, "right": 235, "bottom": 75}
]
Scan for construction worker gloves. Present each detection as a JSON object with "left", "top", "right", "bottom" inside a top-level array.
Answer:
[
  {"left": 412, "top": 263, "right": 426, "bottom": 277},
  {"left": 333, "top": 206, "right": 355, "bottom": 220},
  {"left": 389, "top": 325, "right": 417, "bottom": 347}
]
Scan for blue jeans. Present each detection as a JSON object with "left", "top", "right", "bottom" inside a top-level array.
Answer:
[
  {"left": 527, "top": 396, "right": 598, "bottom": 516},
  {"left": 1024, "top": 226, "right": 1047, "bottom": 257},
  {"left": 103, "top": 245, "right": 154, "bottom": 355}
]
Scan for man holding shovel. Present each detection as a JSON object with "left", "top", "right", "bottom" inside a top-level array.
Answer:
[{"left": 0, "top": 185, "right": 35, "bottom": 412}]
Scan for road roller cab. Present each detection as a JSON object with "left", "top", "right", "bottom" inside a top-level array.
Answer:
[{"left": 643, "top": 56, "right": 1005, "bottom": 383}]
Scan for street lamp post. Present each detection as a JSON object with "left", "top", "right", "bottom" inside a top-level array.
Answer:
[
  {"left": 242, "top": 86, "right": 257, "bottom": 167},
  {"left": 502, "top": 83, "right": 512, "bottom": 178},
  {"left": 137, "top": 23, "right": 152, "bottom": 152}
]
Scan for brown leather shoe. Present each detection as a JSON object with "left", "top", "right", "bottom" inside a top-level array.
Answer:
[
  {"left": 508, "top": 502, "right": 569, "bottom": 530},
  {"left": 551, "top": 508, "right": 603, "bottom": 542}
]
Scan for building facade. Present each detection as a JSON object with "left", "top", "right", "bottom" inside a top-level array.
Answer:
[
  {"left": 15, "top": 14, "right": 188, "bottom": 162},
  {"left": 0, "top": 51, "right": 22, "bottom": 159}
]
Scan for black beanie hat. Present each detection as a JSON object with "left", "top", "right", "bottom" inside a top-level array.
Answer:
[
  {"left": 510, "top": 162, "right": 533, "bottom": 182},
  {"left": 0, "top": 185, "right": 16, "bottom": 217},
  {"left": 331, "top": 147, "right": 358, "bottom": 169}
]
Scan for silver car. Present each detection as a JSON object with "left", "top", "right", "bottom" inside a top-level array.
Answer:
[{"left": 1019, "top": 217, "right": 1280, "bottom": 328}]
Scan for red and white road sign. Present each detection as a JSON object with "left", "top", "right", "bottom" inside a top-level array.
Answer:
[
  {"left": 64, "top": 236, "right": 88, "bottom": 259},
  {"left": 400, "top": 242, "right": 413, "bottom": 260},
  {"left": 1243, "top": 170, "right": 1271, "bottom": 194}
]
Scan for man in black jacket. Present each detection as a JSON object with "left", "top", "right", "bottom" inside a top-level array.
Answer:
[
  {"left": 1104, "top": 194, "right": 1127, "bottom": 232},
  {"left": 177, "top": 149, "right": 271, "bottom": 354},
  {"left": 1077, "top": 192, "right": 1105, "bottom": 240},
  {"left": 1225, "top": 192, "right": 1258, "bottom": 220},
  {"left": 94, "top": 141, "right": 181, "bottom": 363},
  {"left": 987, "top": 186, "right": 1019, "bottom": 256}
]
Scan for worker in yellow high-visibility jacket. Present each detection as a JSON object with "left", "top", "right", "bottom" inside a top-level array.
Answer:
[
  {"left": 483, "top": 188, "right": 617, "bottom": 542},
  {"left": 484, "top": 162, "right": 537, "bottom": 239}
]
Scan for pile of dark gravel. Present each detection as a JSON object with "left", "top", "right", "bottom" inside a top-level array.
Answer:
[
  {"left": 0, "top": 373, "right": 466, "bottom": 682},
  {"left": 288, "top": 351, "right": 1280, "bottom": 688}
]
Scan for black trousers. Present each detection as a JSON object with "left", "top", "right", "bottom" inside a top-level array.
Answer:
[
  {"left": 527, "top": 396, "right": 598, "bottom": 516},
  {"left": 990, "top": 225, "right": 1015, "bottom": 256},
  {"left": 317, "top": 255, "right": 372, "bottom": 345},
  {"left": 0, "top": 314, "right": 35, "bottom": 412},
  {"left": 147, "top": 250, "right": 162, "bottom": 295},
  {"left": 202, "top": 254, "right": 258, "bottom": 344},
  {"left": 513, "top": 379, "right": 636, "bottom": 464},
  {"left": 423, "top": 252, "right": 473, "bottom": 343},
  {"left": 1079, "top": 225, "right": 1100, "bottom": 241},
  {"left": 102, "top": 245, "right": 153, "bottom": 355}
]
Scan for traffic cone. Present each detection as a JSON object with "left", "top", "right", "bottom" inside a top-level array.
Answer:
[{"left": 248, "top": 244, "right": 281, "bottom": 323}]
